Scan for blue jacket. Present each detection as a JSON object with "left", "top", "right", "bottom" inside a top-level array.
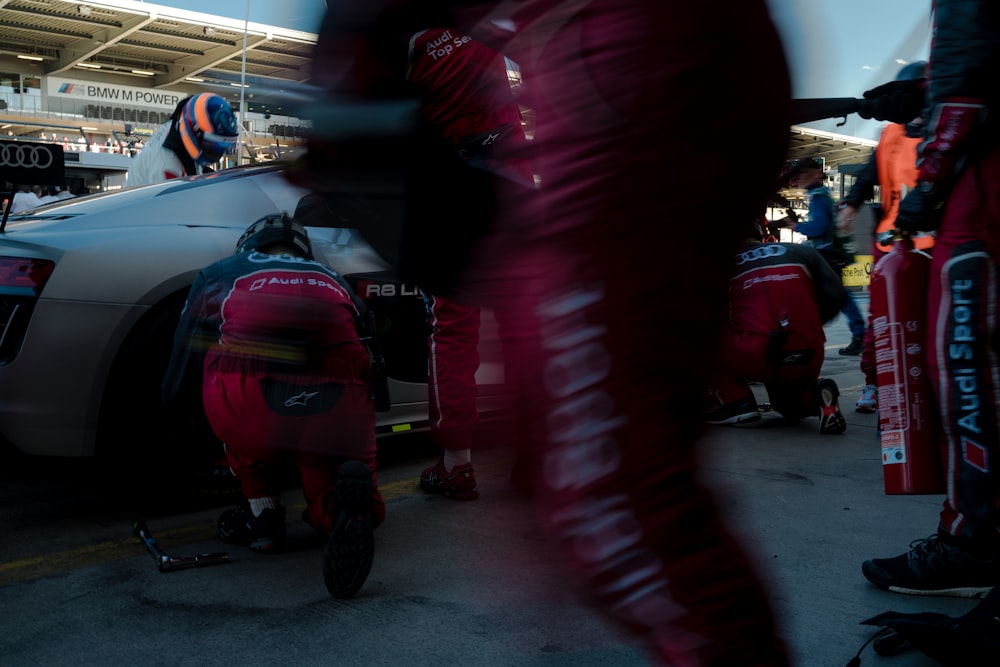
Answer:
[{"left": 794, "top": 184, "right": 835, "bottom": 243}]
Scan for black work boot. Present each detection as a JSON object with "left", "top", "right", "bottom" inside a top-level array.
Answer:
[{"left": 838, "top": 336, "right": 864, "bottom": 355}]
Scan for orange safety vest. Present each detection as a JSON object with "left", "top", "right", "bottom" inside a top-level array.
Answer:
[{"left": 874, "top": 123, "right": 934, "bottom": 253}]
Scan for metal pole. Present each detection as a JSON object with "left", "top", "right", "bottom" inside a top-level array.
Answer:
[
  {"left": 237, "top": 0, "right": 250, "bottom": 165},
  {"left": 1, "top": 184, "right": 17, "bottom": 233}
]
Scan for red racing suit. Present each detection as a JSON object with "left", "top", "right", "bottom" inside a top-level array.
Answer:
[
  {"left": 710, "top": 241, "right": 848, "bottom": 418},
  {"left": 459, "top": 2, "right": 794, "bottom": 664},
  {"left": 307, "top": 2, "right": 791, "bottom": 663},
  {"left": 163, "top": 250, "right": 383, "bottom": 531},
  {"left": 915, "top": 0, "right": 1000, "bottom": 551},
  {"left": 406, "top": 26, "right": 531, "bottom": 184},
  {"left": 405, "top": 27, "right": 531, "bottom": 455},
  {"left": 424, "top": 292, "right": 481, "bottom": 451}
]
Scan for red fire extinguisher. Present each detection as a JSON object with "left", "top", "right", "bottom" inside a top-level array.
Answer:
[{"left": 869, "top": 234, "right": 945, "bottom": 494}]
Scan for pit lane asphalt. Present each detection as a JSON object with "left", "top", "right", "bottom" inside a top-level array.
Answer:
[{"left": 0, "top": 293, "right": 974, "bottom": 666}]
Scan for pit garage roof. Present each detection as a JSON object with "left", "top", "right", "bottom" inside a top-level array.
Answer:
[
  {"left": 0, "top": 0, "right": 319, "bottom": 113},
  {"left": 0, "top": 0, "right": 880, "bottom": 166},
  {"left": 787, "top": 125, "right": 877, "bottom": 172}
]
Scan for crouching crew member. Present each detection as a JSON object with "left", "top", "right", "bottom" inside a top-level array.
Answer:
[
  {"left": 707, "top": 221, "right": 850, "bottom": 434},
  {"left": 163, "top": 213, "right": 383, "bottom": 599}
]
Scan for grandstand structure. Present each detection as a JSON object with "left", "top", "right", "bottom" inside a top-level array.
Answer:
[
  {"left": 1, "top": 0, "right": 878, "bottom": 194},
  {"left": 0, "top": 0, "right": 317, "bottom": 190}
]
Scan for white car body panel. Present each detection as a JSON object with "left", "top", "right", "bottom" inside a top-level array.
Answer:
[{"left": 0, "top": 165, "right": 503, "bottom": 458}]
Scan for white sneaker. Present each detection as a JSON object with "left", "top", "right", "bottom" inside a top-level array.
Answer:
[{"left": 856, "top": 384, "right": 878, "bottom": 413}]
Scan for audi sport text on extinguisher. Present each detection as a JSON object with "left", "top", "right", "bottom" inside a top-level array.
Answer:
[{"left": 870, "top": 235, "right": 945, "bottom": 494}]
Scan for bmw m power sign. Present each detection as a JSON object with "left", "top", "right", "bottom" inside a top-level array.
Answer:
[{"left": 0, "top": 140, "right": 66, "bottom": 186}]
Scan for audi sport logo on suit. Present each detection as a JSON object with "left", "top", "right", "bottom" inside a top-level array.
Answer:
[{"left": 0, "top": 140, "right": 66, "bottom": 186}]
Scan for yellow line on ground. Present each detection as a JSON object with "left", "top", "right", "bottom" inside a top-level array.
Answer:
[
  {"left": 0, "top": 537, "right": 135, "bottom": 586},
  {"left": 0, "top": 476, "right": 421, "bottom": 587},
  {"left": 0, "top": 460, "right": 514, "bottom": 587}
]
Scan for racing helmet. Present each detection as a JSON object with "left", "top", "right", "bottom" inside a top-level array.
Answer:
[
  {"left": 177, "top": 93, "right": 239, "bottom": 165},
  {"left": 896, "top": 60, "right": 929, "bottom": 136},
  {"left": 235, "top": 213, "right": 314, "bottom": 259},
  {"left": 896, "top": 60, "right": 928, "bottom": 81}
]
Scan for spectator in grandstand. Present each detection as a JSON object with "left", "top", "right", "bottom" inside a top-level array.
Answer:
[
  {"left": 36, "top": 187, "right": 58, "bottom": 205},
  {"left": 126, "top": 92, "right": 239, "bottom": 187},
  {"left": 10, "top": 185, "right": 42, "bottom": 213}
]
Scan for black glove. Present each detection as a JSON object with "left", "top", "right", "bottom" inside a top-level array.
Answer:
[
  {"left": 857, "top": 79, "right": 926, "bottom": 123},
  {"left": 895, "top": 183, "right": 947, "bottom": 234}
]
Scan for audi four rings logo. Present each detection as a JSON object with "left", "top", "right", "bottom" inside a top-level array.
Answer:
[{"left": 0, "top": 143, "right": 55, "bottom": 169}]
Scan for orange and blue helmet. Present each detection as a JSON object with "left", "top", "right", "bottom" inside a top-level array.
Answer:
[{"left": 177, "top": 93, "right": 239, "bottom": 165}]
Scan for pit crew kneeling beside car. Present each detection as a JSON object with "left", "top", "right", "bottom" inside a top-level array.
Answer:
[
  {"left": 706, "top": 219, "right": 850, "bottom": 435},
  {"left": 162, "top": 213, "right": 384, "bottom": 599}
]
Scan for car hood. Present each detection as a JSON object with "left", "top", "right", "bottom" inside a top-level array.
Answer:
[
  {"left": 0, "top": 166, "right": 316, "bottom": 305},
  {"left": 1, "top": 166, "right": 297, "bottom": 237}
]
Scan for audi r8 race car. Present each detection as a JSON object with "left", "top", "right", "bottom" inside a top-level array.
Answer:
[{"left": 0, "top": 164, "right": 503, "bottom": 471}]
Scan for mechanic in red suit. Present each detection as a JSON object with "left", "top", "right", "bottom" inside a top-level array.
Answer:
[
  {"left": 307, "top": 2, "right": 792, "bottom": 663},
  {"left": 861, "top": 0, "right": 1000, "bottom": 598},
  {"left": 707, "top": 224, "right": 849, "bottom": 434},
  {"left": 162, "top": 214, "right": 383, "bottom": 599},
  {"left": 300, "top": 8, "right": 534, "bottom": 501},
  {"left": 406, "top": 25, "right": 534, "bottom": 500}
]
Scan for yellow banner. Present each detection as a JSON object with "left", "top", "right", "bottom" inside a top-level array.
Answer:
[{"left": 842, "top": 255, "right": 874, "bottom": 287}]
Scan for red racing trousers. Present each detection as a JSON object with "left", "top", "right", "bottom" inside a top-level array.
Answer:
[
  {"left": 205, "top": 358, "right": 385, "bottom": 533},
  {"left": 464, "top": 1, "right": 792, "bottom": 664},
  {"left": 424, "top": 292, "right": 481, "bottom": 452},
  {"left": 710, "top": 329, "right": 825, "bottom": 420},
  {"left": 926, "top": 144, "right": 1000, "bottom": 549}
]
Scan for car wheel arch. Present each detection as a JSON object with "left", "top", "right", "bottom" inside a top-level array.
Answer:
[{"left": 95, "top": 287, "right": 217, "bottom": 472}]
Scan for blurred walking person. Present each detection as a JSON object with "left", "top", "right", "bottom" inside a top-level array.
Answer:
[
  {"left": 468, "top": 2, "right": 795, "bottom": 663},
  {"left": 305, "top": 1, "right": 793, "bottom": 663}
]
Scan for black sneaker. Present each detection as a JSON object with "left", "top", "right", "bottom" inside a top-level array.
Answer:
[
  {"left": 706, "top": 396, "right": 761, "bottom": 425},
  {"left": 862, "top": 534, "right": 1000, "bottom": 598},
  {"left": 322, "top": 460, "right": 376, "bottom": 599},
  {"left": 217, "top": 502, "right": 287, "bottom": 553},
  {"left": 420, "top": 460, "right": 480, "bottom": 500},
  {"left": 817, "top": 378, "right": 847, "bottom": 434},
  {"left": 839, "top": 336, "right": 864, "bottom": 355}
]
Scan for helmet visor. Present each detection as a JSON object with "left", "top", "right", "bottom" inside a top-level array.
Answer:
[{"left": 199, "top": 132, "right": 238, "bottom": 163}]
